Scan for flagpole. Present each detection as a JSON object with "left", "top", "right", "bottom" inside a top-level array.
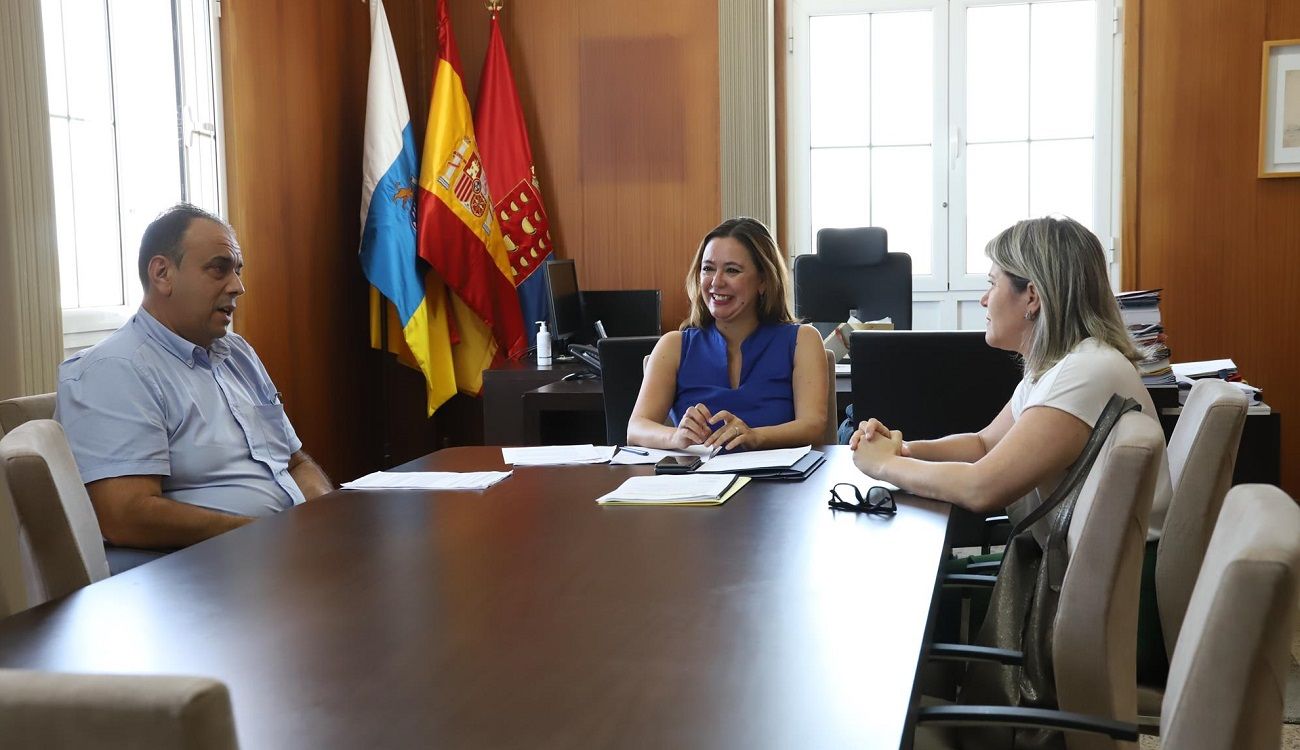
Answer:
[{"left": 378, "top": 298, "right": 392, "bottom": 467}]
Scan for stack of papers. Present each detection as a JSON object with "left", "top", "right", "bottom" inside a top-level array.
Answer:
[
  {"left": 341, "top": 471, "right": 512, "bottom": 490},
  {"left": 596, "top": 474, "right": 750, "bottom": 506},
  {"left": 501, "top": 445, "right": 618, "bottom": 466}
]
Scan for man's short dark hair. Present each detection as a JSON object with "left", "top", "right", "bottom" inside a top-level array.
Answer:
[{"left": 137, "top": 204, "right": 230, "bottom": 288}]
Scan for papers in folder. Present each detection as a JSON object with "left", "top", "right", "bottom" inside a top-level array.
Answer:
[
  {"left": 341, "top": 471, "right": 512, "bottom": 491},
  {"left": 596, "top": 474, "right": 750, "bottom": 506},
  {"left": 697, "top": 445, "right": 812, "bottom": 473}
]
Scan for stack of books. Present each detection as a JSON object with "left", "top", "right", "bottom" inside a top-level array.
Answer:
[{"left": 1116, "top": 289, "right": 1175, "bottom": 386}]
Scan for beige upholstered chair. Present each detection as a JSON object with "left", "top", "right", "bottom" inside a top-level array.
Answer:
[
  {"left": 917, "top": 410, "right": 1166, "bottom": 750},
  {"left": 822, "top": 349, "right": 837, "bottom": 444},
  {"left": 1158, "top": 483, "right": 1300, "bottom": 748},
  {"left": 0, "top": 670, "right": 239, "bottom": 749},
  {"left": 0, "top": 420, "right": 110, "bottom": 605},
  {"left": 917, "top": 484, "right": 1300, "bottom": 750},
  {"left": 0, "top": 392, "right": 56, "bottom": 436},
  {"left": 1154, "top": 379, "right": 1249, "bottom": 655},
  {"left": 0, "top": 464, "right": 27, "bottom": 617}
]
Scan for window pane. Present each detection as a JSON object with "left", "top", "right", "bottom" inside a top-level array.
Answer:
[
  {"left": 871, "top": 146, "right": 932, "bottom": 274},
  {"left": 810, "top": 14, "right": 869, "bottom": 148},
  {"left": 1030, "top": 1, "right": 1096, "bottom": 140},
  {"left": 871, "top": 11, "right": 932, "bottom": 146},
  {"left": 177, "top": 0, "right": 222, "bottom": 212},
  {"left": 966, "top": 141, "right": 1028, "bottom": 274},
  {"left": 60, "top": 0, "right": 113, "bottom": 123},
  {"left": 49, "top": 118, "right": 79, "bottom": 309},
  {"left": 41, "top": 0, "right": 69, "bottom": 116},
  {"left": 811, "top": 147, "right": 870, "bottom": 249},
  {"left": 69, "top": 120, "right": 123, "bottom": 308},
  {"left": 967, "top": 4, "right": 1028, "bottom": 143},
  {"left": 1030, "top": 138, "right": 1094, "bottom": 229},
  {"left": 109, "top": 0, "right": 183, "bottom": 278}
]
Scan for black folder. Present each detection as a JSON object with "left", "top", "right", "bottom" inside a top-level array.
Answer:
[{"left": 724, "top": 450, "right": 826, "bottom": 481}]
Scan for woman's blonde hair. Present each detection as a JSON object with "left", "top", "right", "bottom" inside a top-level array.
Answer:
[
  {"left": 985, "top": 216, "right": 1140, "bottom": 380},
  {"left": 681, "top": 217, "right": 795, "bottom": 330}
]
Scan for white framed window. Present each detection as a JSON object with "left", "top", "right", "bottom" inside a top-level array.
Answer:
[
  {"left": 41, "top": 0, "right": 226, "bottom": 352},
  {"left": 789, "top": 0, "right": 1118, "bottom": 328}
]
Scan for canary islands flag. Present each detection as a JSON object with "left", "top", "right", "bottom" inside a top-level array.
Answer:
[
  {"left": 417, "top": 0, "right": 527, "bottom": 396},
  {"left": 359, "top": 0, "right": 456, "bottom": 414}
]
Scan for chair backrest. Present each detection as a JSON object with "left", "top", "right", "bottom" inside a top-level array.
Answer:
[
  {"left": 598, "top": 336, "right": 662, "bottom": 445},
  {"left": 793, "top": 227, "right": 913, "bottom": 330},
  {"left": 1160, "top": 484, "right": 1300, "bottom": 750},
  {"left": 1051, "top": 411, "right": 1165, "bottom": 749},
  {"left": 0, "top": 420, "right": 110, "bottom": 603},
  {"left": 1155, "top": 379, "right": 1249, "bottom": 656},
  {"left": 0, "top": 669, "right": 239, "bottom": 749},
  {"left": 581, "top": 290, "right": 662, "bottom": 339},
  {"left": 1159, "top": 376, "right": 1248, "bottom": 652},
  {"left": 0, "top": 393, "right": 56, "bottom": 436},
  {"left": 0, "top": 463, "right": 28, "bottom": 617},
  {"left": 822, "top": 349, "right": 837, "bottom": 444},
  {"left": 850, "top": 331, "right": 1022, "bottom": 440}
]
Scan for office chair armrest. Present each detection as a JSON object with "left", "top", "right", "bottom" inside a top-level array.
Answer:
[
  {"left": 963, "top": 560, "right": 1002, "bottom": 573},
  {"left": 984, "top": 515, "right": 1010, "bottom": 527},
  {"left": 914, "top": 705, "right": 1139, "bottom": 742},
  {"left": 927, "top": 643, "right": 1023, "bottom": 666},
  {"left": 941, "top": 573, "right": 998, "bottom": 588}
]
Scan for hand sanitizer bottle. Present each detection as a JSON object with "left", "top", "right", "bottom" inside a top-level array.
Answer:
[{"left": 536, "top": 321, "right": 552, "bottom": 366}]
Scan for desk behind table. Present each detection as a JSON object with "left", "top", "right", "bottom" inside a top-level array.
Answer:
[{"left": 0, "top": 446, "right": 952, "bottom": 749}]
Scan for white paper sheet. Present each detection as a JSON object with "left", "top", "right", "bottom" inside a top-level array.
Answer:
[
  {"left": 501, "top": 445, "right": 618, "bottom": 466},
  {"left": 696, "top": 445, "right": 812, "bottom": 473},
  {"left": 609, "top": 447, "right": 700, "bottom": 465},
  {"left": 595, "top": 474, "right": 739, "bottom": 504},
  {"left": 341, "top": 471, "right": 512, "bottom": 491}
]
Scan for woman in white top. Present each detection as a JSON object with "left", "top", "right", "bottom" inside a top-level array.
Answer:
[{"left": 850, "top": 215, "right": 1172, "bottom": 536}]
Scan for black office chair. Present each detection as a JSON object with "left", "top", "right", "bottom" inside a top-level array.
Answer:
[
  {"left": 850, "top": 330, "right": 1023, "bottom": 548},
  {"left": 582, "top": 290, "right": 662, "bottom": 338},
  {"left": 794, "top": 227, "right": 912, "bottom": 331},
  {"left": 597, "top": 336, "right": 661, "bottom": 445}
]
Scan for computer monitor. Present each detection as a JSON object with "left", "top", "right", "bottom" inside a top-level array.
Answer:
[{"left": 544, "top": 259, "right": 584, "bottom": 349}]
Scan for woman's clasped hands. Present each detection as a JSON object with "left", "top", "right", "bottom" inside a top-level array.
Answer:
[
  {"left": 670, "top": 403, "right": 759, "bottom": 452},
  {"left": 849, "top": 418, "right": 910, "bottom": 475}
]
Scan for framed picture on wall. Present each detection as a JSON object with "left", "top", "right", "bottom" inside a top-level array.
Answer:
[{"left": 1259, "top": 39, "right": 1300, "bottom": 178}]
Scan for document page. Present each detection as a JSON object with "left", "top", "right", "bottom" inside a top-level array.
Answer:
[
  {"left": 609, "top": 447, "right": 701, "bottom": 465},
  {"left": 501, "top": 445, "right": 618, "bottom": 466},
  {"left": 341, "top": 471, "right": 512, "bottom": 490},
  {"left": 596, "top": 474, "right": 746, "bottom": 505},
  {"left": 697, "top": 445, "right": 812, "bottom": 473}
]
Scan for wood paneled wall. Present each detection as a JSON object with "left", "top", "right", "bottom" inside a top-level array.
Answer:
[
  {"left": 220, "top": 1, "right": 379, "bottom": 480},
  {"left": 444, "top": 0, "right": 721, "bottom": 331},
  {"left": 1124, "top": 0, "right": 1300, "bottom": 495},
  {"left": 220, "top": 0, "right": 723, "bottom": 474}
]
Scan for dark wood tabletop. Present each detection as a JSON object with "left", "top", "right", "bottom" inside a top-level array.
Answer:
[{"left": 0, "top": 446, "right": 950, "bottom": 749}]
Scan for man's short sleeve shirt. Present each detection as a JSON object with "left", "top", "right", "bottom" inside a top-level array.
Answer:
[{"left": 55, "top": 309, "right": 305, "bottom": 516}]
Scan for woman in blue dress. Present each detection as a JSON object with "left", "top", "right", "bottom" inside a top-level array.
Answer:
[{"left": 626, "top": 217, "right": 828, "bottom": 452}]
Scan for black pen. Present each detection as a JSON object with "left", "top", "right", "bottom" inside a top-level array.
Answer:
[{"left": 618, "top": 446, "right": 649, "bottom": 456}]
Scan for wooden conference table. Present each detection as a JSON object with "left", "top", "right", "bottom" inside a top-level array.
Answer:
[{"left": 0, "top": 447, "right": 951, "bottom": 749}]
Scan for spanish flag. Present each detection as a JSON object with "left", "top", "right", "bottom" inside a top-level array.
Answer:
[{"left": 416, "top": 0, "right": 527, "bottom": 397}]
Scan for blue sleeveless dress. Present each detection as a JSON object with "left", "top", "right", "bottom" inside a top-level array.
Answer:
[{"left": 670, "top": 323, "right": 799, "bottom": 430}]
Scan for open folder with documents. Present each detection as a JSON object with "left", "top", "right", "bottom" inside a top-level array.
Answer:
[
  {"left": 695, "top": 445, "right": 825, "bottom": 480},
  {"left": 596, "top": 474, "right": 750, "bottom": 506}
]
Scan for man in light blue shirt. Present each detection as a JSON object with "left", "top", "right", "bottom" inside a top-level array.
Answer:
[{"left": 56, "top": 205, "right": 332, "bottom": 549}]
